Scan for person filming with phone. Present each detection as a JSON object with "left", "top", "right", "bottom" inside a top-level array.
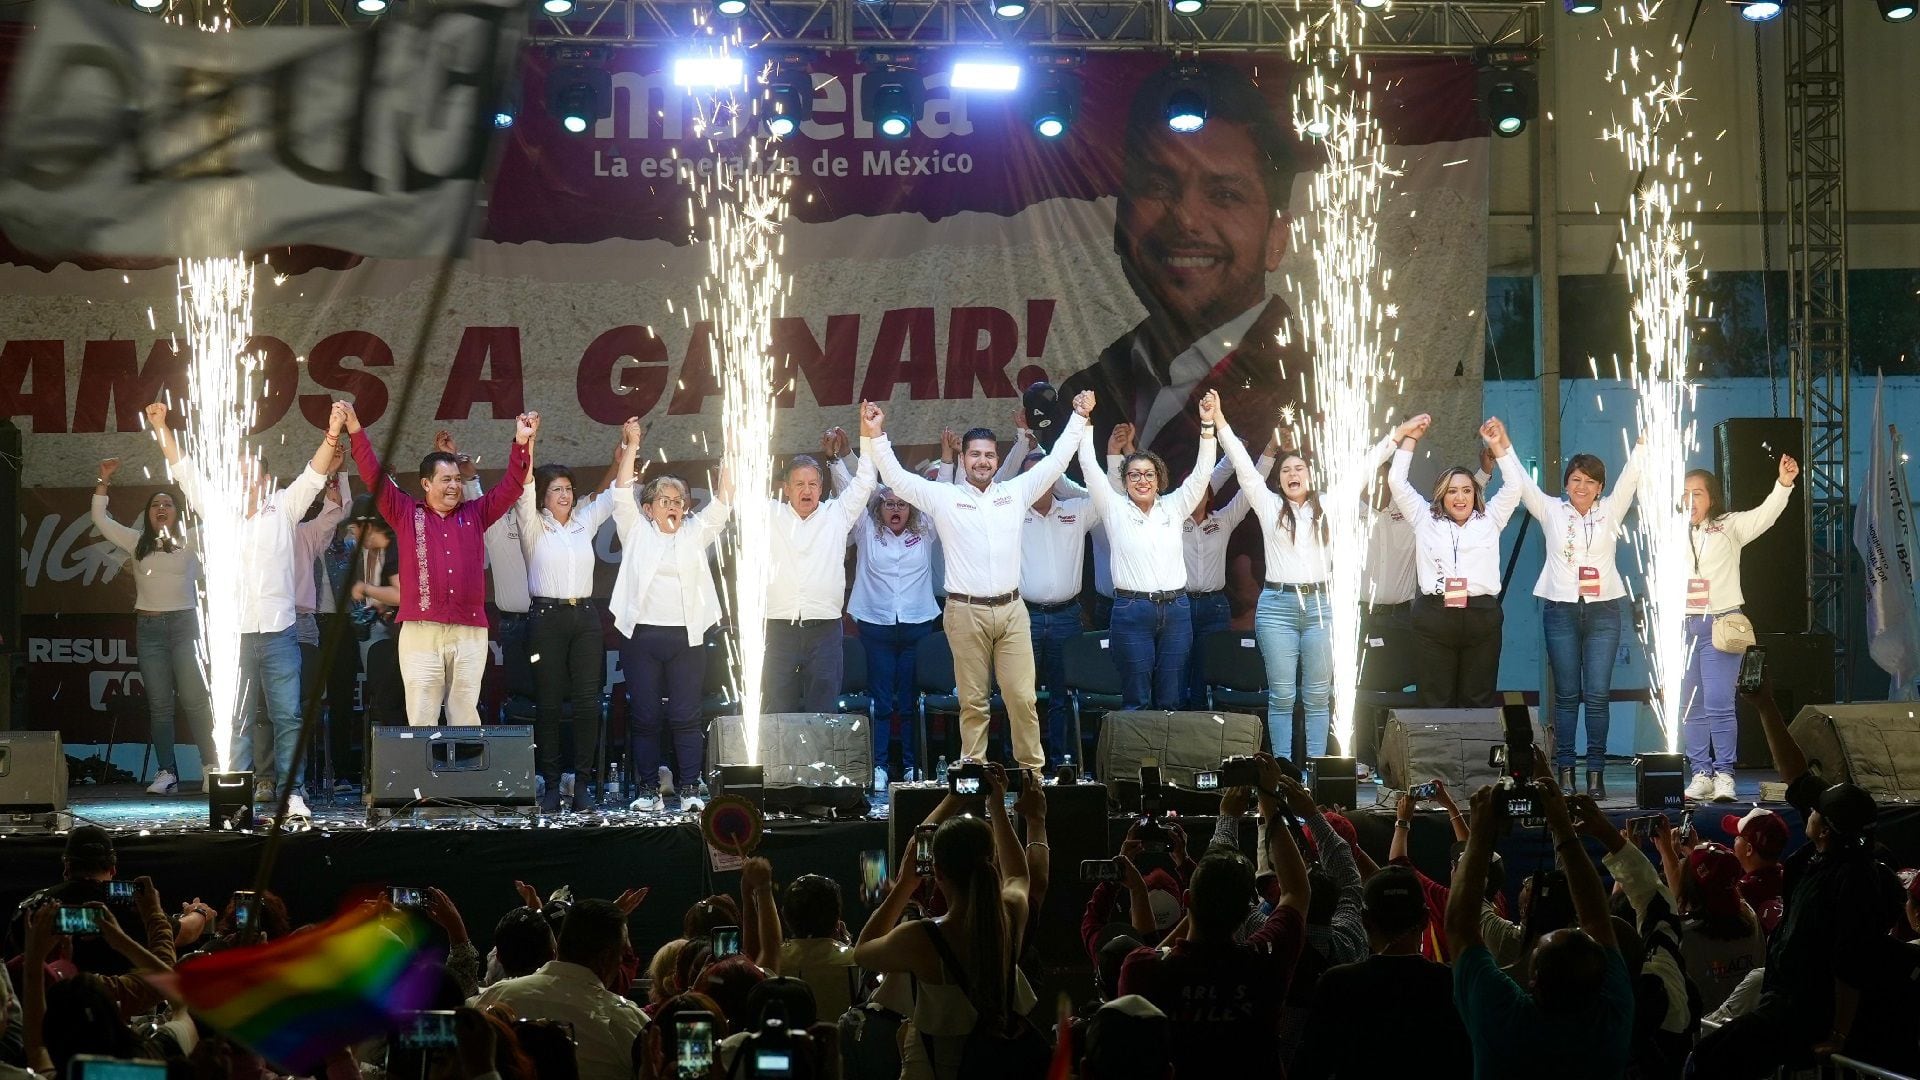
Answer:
[{"left": 475, "top": 898, "right": 649, "bottom": 1080}]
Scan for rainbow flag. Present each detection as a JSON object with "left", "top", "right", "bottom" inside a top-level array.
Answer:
[{"left": 153, "top": 904, "right": 440, "bottom": 1072}]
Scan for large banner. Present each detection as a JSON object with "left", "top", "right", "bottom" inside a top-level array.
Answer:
[{"left": 3, "top": 42, "right": 1489, "bottom": 736}]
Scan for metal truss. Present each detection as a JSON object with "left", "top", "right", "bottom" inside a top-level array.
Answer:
[
  {"left": 1784, "top": 0, "right": 1851, "bottom": 698},
  {"left": 82, "top": 0, "right": 1540, "bottom": 53}
]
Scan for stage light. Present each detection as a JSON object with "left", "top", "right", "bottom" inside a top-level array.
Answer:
[
  {"left": 541, "top": 0, "right": 576, "bottom": 12},
  {"left": 354, "top": 0, "right": 389, "bottom": 13},
  {"left": 717, "top": 0, "right": 749, "bottom": 14},
  {"left": 1879, "top": 0, "right": 1917, "bottom": 19},
  {"left": 1170, "top": 0, "right": 1207, "bottom": 15},
  {"left": 132, "top": 0, "right": 166, "bottom": 11},
  {"left": 674, "top": 55, "right": 746, "bottom": 88},
  {"left": 861, "top": 53, "right": 924, "bottom": 140},
  {"left": 992, "top": 0, "right": 1029, "bottom": 17},
  {"left": 1166, "top": 91, "right": 1206, "bottom": 132},
  {"left": 544, "top": 49, "right": 612, "bottom": 136},
  {"left": 1475, "top": 52, "right": 1535, "bottom": 138},
  {"left": 1026, "top": 52, "right": 1082, "bottom": 141},
  {"left": 1355, "top": 0, "right": 1389, "bottom": 9},
  {"left": 1732, "top": 0, "right": 1783, "bottom": 19},
  {"left": 1565, "top": 0, "right": 1600, "bottom": 13},
  {"left": 952, "top": 61, "right": 1022, "bottom": 91},
  {"left": 760, "top": 65, "right": 813, "bottom": 138}
]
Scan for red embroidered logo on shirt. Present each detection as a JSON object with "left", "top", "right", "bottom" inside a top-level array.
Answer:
[{"left": 904, "top": 534, "right": 923, "bottom": 547}]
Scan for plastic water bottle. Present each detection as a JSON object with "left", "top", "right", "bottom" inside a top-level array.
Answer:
[
  {"left": 935, "top": 756, "right": 949, "bottom": 784},
  {"left": 608, "top": 764, "right": 623, "bottom": 801},
  {"left": 1062, "top": 753, "right": 1074, "bottom": 780}
]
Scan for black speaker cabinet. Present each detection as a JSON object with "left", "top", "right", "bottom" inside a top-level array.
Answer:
[
  {"left": 1734, "top": 632, "right": 1834, "bottom": 768},
  {"left": 1714, "top": 418, "right": 1808, "bottom": 635},
  {"left": 368, "top": 726, "right": 536, "bottom": 808},
  {"left": 1635, "top": 753, "right": 1686, "bottom": 811}
]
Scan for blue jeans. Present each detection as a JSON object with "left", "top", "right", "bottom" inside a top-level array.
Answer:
[
  {"left": 136, "top": 611, "right": 216, "bottom": 775},
  {"left": 1028, "top": 602, "right": 1082, "bottom": 763},
  {"left": 1543, "top": 598, "right": 1623, "bottom": 773},
  {"left": 1255, "top": 587, "right": 1333, "bottom": 761},
  {"left": 1184, "top": 590, "right": 1232, "bottom": 708},
  {"left": 1682, "top": 613, "right": 1742, "bottom": 776},
  {"left": 856, "top": 619, "right": 937, "bottom": 769},
  {"left": 232, "top": 626, "right": 304, "bottom": 793},
  {"left": 1109, "top": 595, "right": 1192, "bottom": 710}
]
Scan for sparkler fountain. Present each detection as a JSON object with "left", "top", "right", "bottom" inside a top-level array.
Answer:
[
  {"left": 1606, "top": 2, "right": 1702, "bottom": 750},
  {"left": 1288, "top": 8, "right": 1400, "bottom": 754}
]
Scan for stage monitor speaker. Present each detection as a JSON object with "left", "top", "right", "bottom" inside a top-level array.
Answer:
[
  {"left": 1636, "top": 753, "right": 1686, "bottom": 812},
  {"left": 1095, "top": 710, "right": 1263, "bottom": 811},
  {"left": 706, "top": 713, "right": 871, "bottom": 814},
  {"left": 1308, "top": 756, "right": 1358, "bottom": 811},
  {"left": 1714, "top": 418, "right": 1808, "bottom": 635},
  {"left": 1735, "top": 633, "right": 1835, "bottom": 768},
  {"left": 1378, "top": 708, "right": 1549, "bottom": 796},
  {"left": 368, "top": 726, "right": 535, "bottom": 808},
  {"left": 1787, "top": 703, "right": 1920, "bottom": 802},
  {"left": 0, "top": 732, "right": 66, "bottom": 812}
]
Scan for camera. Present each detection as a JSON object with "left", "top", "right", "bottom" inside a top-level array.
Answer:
[
  {"left": 913, "top": 825, "right": 936, "bottom": 878},
  {"left": 1737, "top": 645, "right": 1767, "bottom": 695},
  {"left": 57, "top": 906, "right": 100, "bottom": 936},
  {"left": 1486, "top": 703, "right": 1543, "bottom": 825},
  {"left": 949, "top": 760, "right": 985, "bottom": 797},
  {"left": 736, "top": 1007, "right": 814, "bottom": 1079},
  {"left": 711, "top": 924, "right": 742, "bottom": 958},
  {"left": 389, "top": 887, "right": 424, "bottom": 909},
  {"left": 1409, "top": 781, "right": 1440, "bottom": 801},
  {"left": 1193, "top": 771, "right": 1220, "bottom": 791},
  {"left": 1625, "top": 815, "right": 1664, "bottom": 843},
  {"left": 1218, "top": 756, "right": 1260, "bottom": 790},
  {"left": 1138, "top": 763, "right": 1164, "bottom": 816},
  {"left": 106, "top": 881, "right": 136, "bottom": 902},
  {"left": 674, "top": 1009, "right": 716, "bottom": 1080},
  {"left": 1079, "top": 859, "right": 1120, "bottom": 884}
]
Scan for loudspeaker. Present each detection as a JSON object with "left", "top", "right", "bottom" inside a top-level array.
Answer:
[
  {"left": 1378, "top": 708, "right": 1549, "bottom": 796},
  {"left": 1308, "top": 756, "right": 1358, "bottom": 811},
  {"left": 706, "top": 714, "right": 872, "bottom": 814},
  {"left": 207, "top": 771, "right": 254, "bottom": 831},
  {"left": 1714, "top": 419, "right": 1808, "bottom": 635},
  {"left": 1635, "top": 753, "right": 1686, "bottom": 811},
  {"left": 0, "top": 732, "right": 65, "bottom": 812},
  {"left": 367, "top": 726, "right": 536, "bottom": 808},
  {"left": 1788, "top": 704, "right": 1920, "bottom": 802},
  {"left": 1735, "top": 633, "right": 1835, "bottom": 767},
  {"left": 1095, "top": 710, "right": 1263, "bottom": 791}
]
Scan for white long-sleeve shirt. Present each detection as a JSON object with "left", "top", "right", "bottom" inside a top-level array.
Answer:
[
  {"left": 1077, "top": 429, "right": 1215, "bottom": 593},
  {"left": 1387, "top": 446, "right": 1525, "bottom": 598},
  {"left": 1182, "top": 451, "right": 1272, "bottom": 593},
  {"left": 514, "top": 484, "right": 616, "bottom": 600},
  {"left": 608, "top": 491, "right": 731, "bottom": 644},
  {"left": 293, "top": 477, "right": 350, "bottom": 614},
  {"left": 1360, "top": 436, "right": 1417, "bottom": 606},
  {"left": 173, "top": 457, "right": 329, "bottom": 634},
  {"left": 867, "top": 412, "right": 1089, "bottom": 598},
  {"left": 1021, "top": 496, "right": 1101, "bottom": 604},
  {"left": 91, "top": 495, "right": 199, "bottom": 612},
  {"left": 1217, "top": 425, "right": 1329, "bottom": 585},
  {"left": 765, "top": 454, "right": 876, "bottom": 621},
  {"left": 1513, "top": 445, "right": 1644, "bottom": 603},
  {"left": 847, "top": 518, "right": 941, "bottom": 625},
  {"left": 1668, "top": 479, "right": 1793, "bottom": 615},
  {"left": 465, "top": 477, "right": 532, "bottom": 614}
]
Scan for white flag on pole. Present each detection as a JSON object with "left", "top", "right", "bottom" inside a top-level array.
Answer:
[{"left": 1852, "top": 374, "right": 1920, "bottom": 700}]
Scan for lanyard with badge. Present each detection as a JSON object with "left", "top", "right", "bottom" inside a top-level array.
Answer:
[
  {"left": 1569, "top": 509, "right": 1601, "bottom": 599},
  {"left": 1443, "top": 528, "right": 1469, "bottom": 608},
  {"left": 1687, "top": 525, "right": 1710, "bottom": 611}
]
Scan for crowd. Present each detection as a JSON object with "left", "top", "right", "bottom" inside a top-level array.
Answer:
[
  {"left": 5, "top": 671, "right": 1915, "bottom": 1080},
  {"left": 93, "top": 386, "right": 1799, "bottom": 818}
]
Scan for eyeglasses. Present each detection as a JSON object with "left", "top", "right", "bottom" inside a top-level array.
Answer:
[
  {"left": 650, "top": 496, "right": 687, "bottom": 508},
  {"left": 1124, "top": 470, "right": 1158, "bottom": 481}
]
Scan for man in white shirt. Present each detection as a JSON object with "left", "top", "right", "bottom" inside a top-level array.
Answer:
[
  {"left": 765, "top": 450, "right": 877, "bottom": 714},
  {"left": 1017, "top": 438, "right": 1109, "bottom": 767},
  {"left": 860, "top": 392, "right": 1094, "bottom": 770},
  {"left": 474, "top": 898, "right": 648, "bottom": 1080},
  {"left": 145, "top": 399, "right": 343, "bottom": 818}
]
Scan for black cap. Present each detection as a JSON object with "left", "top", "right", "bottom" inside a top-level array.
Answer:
[
  {"left": 1362, "top": 864, "right": 1426, "bottom": 930},
  {"left": 1083, "top": 996, "right": 1170, "bottom": 1077},
  {"left": 347, "top": 494, "right": 387, "bottom": 527},
  {"left": 1818, "top": 782, "right": 1878, "bottom": 841},
  {"left": 1023, "top": 381, "right": 1066, "bottom": 449},
  {"left": 64, "top": 825, "right": 115, "bottom": 863}
]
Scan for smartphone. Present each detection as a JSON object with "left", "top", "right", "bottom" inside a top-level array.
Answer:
[
  {"left": 56, "top": 906, "right": 100, "bottom": 935},
  {"left": 1737, "top": 645, "right": 1768, "bottom": 695},
  {"left": 1139, "top": 764, "right": 1162, "bottom": 791},
  {"left": 913, "top": 825, "right": 936, "bottom": 878},
  {"left": 106, "top": 881, "right": 136, "bottom": 901},
  {"left": 674, "top": 1010, "right": 715, "bottom": 1079},
  {"left": 389, "top": 887, "right": 424, "bottom": 909},
  {"left": 1219, "top": 756, "right": 1260, "bottom": 789},
  {"left": 858, "top": 850, "right": 888, "bottom": 906},
  {"left": 1625, "top": 814, "right": 1664, "bottom": 842},
  {"left": 1194, "top": 771, "right": 1220, "bottom": 791},
  {"left": 232, "top": 890, "right": 260, "bottom": 933},
  {"left": 397, "top": 1011, "right": 459, "bottom": 1050},
  {"left": 1079, "top": 859, "right": 1120, "bottom": 883},
  {"left": 1677, "top": 808, "right": 1697, "bottom": 845},
  {"left": 66, "top": 1058, "right": 168, "bottom": 1080},
  {"left": 753, "top": 1049, "right": 795, "bottom": 1077},
  {"left": 711, "top": 924, "right": 742, "bottom": 958},
  {"left": 1409, "top": 781, "right": 1440, "bottom": 800}
]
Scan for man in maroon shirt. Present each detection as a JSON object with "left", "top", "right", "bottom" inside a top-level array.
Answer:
[
  {"left": 1118, "top": 753, "right": 1310, "bottom": 1077},
  {"left": 341, "top": 402, "right": 533, "bottom": 726}
]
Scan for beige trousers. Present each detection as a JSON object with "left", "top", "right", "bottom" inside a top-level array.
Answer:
[
  {"left": 943, "top": 598, "right": 1043, "bottom": 769},
  {"left": 397, "top": 621, "right": 489, "bottom": 727}
]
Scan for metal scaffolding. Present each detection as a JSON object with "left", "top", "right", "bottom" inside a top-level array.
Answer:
[
  {"left": 1783, "top": 0, "right": 1852, "bottom": 698},
  {"left": 76, "top": 0, "right": 1540, "bottom": 53}
]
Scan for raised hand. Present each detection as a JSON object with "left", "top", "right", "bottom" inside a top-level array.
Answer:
[
  {"left": 1013, "top": 405, "right": 1029, "bottom": 432},
  {"left": 434, "top": 430, "right": 458, "bottom": 456},
  {"left": 1106, "top": 424, "right": 1131, "bottom": 457},
  {"left": 338, "top": 400, "right": 362, "bottom": 434},
  {"left": 515, "top": 412, "right": 537, "bottom": 445},
  {"left": 1197, "top": 389, "right": 1220, "bottom": 424},
  {"left": 98, "top": 458, "right": 120, "bottom": 482},
  {"left": 860, "top": 401, "right": 885, "bottom": 438},
  {"left": 614, "top": 885, "right": 652, "bottom": 915},
  {"left": 622, "top": 417, "right": 644, "bottom": 449},
  {"left": 1778, "top": 454, "right": 1800, "bottom": 487},
  {"left": 1072, "top": 390, "right": 1096, "bottom": 418},
  {"left": 144, "top": 401, "right": 169, "bottom": 429},
  {"left": 1395, "top": 414, "right": 1432, "bottom": 442},
  {"left": 940, "top": 429, "right": 961, "bottom": 463}
]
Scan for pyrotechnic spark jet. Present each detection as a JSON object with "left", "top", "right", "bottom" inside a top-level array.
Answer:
[
  {"left": 1289, "top": 3, "right": 1400, "bottom": 752},
  {"left": 686, "top": 41, "right": 792, "bottom": 763},
  {"left": 175, "top": 256, "right": 261, "bottom": 772},
  {"left": 1606, "top": 2, "right": 1700, "bottom": 748}
]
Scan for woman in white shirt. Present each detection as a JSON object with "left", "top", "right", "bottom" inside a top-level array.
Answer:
[
  {"left": 1508, "top": 436, "right": 1645, "bottom": 798},
  {"left": 516, "top": 429, "right": 629, "bottom": 813},
  {"left": 1387, "top": 415, "right": 1526, "bottom": 708},
  {"left": 610, "top": 420, "right": 733, "bottom": 813},
  {"left": 91, "top": 457, "right": 214, "bottom": 795},
  {"left": 1661, "top": 456, "right": 1797, "bottom": 802},
  {"left": 1079, "top": 390, "right": 1219, "bottom": 710},
  {"left": 846, "top": 486, "right": 941, "bottom": 782}
]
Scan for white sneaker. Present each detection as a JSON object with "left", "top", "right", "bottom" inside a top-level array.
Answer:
[
  {"left": 285, "top": 792, "right": 312, "bottom": 820},
  {"left": 680, "top": 793, "right": 706, "bottom": 814},
  {"left": 1712, "top": 773, "right": 1738, "bottom": 802},
  {"left": 1685, "top": 773, "right": 1715, "bottom": 801},
  {"left": 146, "top": 769, "right": 179, "bottom": 795},
  {"left": 1355, "top": 761, "right": 1374, "bottom": 781},
  {"left": 559, "top": 772, "right": 576, "bottom": 799},
  {"left": 629, "top": 789, "right": 664, "bottom": 812},
  {"left": 658, "top": 766, "right": 676, "bottom": 797},
  {"left": 873, "top": 765, "right": 890, "bottom": 793}
]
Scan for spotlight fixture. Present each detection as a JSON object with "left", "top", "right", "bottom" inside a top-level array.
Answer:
[
  {"left": 544, "top": 46, "right": 612, "bottom": 136},
  {"left": 1026, "top": 54, "right": 1082, "bottom": 140},
  {"left": 1355, "top": 0, "right": 1389, "bottom": 9},
  {"left": 1878, "top": 0, "right": 1916, "bottom": 19},
  {"left": 759, "top": 58, "right": 815, "bottom": 138},
  {"left": 353, "top": 0, "right": 389, "bottom": 13},
  {"left": 861, "top": 50, "right": 924, "bottom": 140},
  {"left": 1474, "top": 49, "right": 1536, "bottom": 138},
  {"left": 673, "top": 55, "right": 747, "bottom": 88},
  {"left": 1729, "top": 0, "right": 1782, "bottom": 19},
  {"left": 1565, "top": 0, "right": 1600, "bottom": 13},
  {"left": 132, "top": 0, "right": 166, "bottom": 11},
  {"left": 1162, "top": 66, "right": 1209, "bottom": 133},
  {"left": 951, "top": 60, "right": 1023, "bottom": 91},
  {"left": 540, "top": 0, "right": 576, "bottom": 13},
  {"left": 1170, "top": 0, "right": 1207, "bottom": 15},
  {"left": 991, "top": 0, "right": 1029, "bottom": 18},
  {"left": 717, "top": 0, "right": 749, "bottom": 15}
]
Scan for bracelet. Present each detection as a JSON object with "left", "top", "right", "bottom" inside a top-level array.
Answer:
[
  {"left": 1025, "top": 841, "right": 1049, "bottom": 851},
  {"left": 1393, "top": 820, "right": 1411, "bottom": 829},
  {"left": 1449, "top": 811, "right": 1465, "bottom": 820}
]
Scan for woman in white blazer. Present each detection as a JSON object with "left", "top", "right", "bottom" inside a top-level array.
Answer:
[{"left": 610, "top": 419, "right": 733, "bottom": 812}]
